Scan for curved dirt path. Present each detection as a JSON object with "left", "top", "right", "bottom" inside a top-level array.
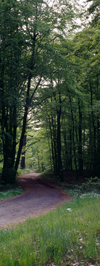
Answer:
[{"left": 0, "top": 172, "right": 71, "bottom": 229}]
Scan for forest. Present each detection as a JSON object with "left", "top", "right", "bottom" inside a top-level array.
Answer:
[{"left": 0, "top": 0, "right": 100, "bottom": 184}]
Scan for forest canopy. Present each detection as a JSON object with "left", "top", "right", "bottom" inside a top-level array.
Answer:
[{"left": 0, "top": 0, "right": 100, "bottom": 183}]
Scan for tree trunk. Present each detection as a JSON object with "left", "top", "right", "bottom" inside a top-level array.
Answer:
[
  {"left": 57, "top": 92, "right": 63, "bottom": 182},
  {"left": 14, "top": 33, "right": 36, "bottom": 173},
  {"left": 69, "top": 96, "right": 78, "bottom": 177},
  {"left": 69, "top": 129, "right": 72, "bottom": 170},
  {"left": 90, "top": 81, "right": 96, "bottom": 174},
  {"left": 78, "top": 99, "right": 83, "bottom": 175},
  {"left": 96, "top": 75, "right": 100, "bottom": 175}
]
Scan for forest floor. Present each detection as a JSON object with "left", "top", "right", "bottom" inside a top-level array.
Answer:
[{"left": 0, "top": 171, "right": 72, "bottom": 229}]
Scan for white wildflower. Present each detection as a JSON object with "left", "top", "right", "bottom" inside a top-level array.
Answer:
[{"left": 67, "top": 208, "right": 72, "bottom": 212}]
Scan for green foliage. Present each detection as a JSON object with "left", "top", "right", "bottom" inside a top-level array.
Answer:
[
  {"left": 0, "top": 0, "right": 100, "bottom": 183},
  {"left": 0, "top": 188, "right": 24, "bottom": 201},
  {"left": 24, "top": 127, "right": 51, "bottom": 171},
  {"left": 87, "top": 0, "right": 100, "bottom": 26},
  {"left": 0, "top": 0, "right": 75, "bottom": 183},
  {"left": 80, "top": 177, "right": 100, "bottom": 193},
  {"left": 65, "top": 178, "right": 100, "bottom": 197},
  {"left": 17, "top": 168, "right": 32, "bottom": 176}
]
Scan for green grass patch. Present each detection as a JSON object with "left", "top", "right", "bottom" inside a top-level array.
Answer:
[
  {"left": 0, "top": 193, "right": 100, "bottom": 265},
  {"left": 17, "top": 168, "right": 32, "bottom": 176},
  {"left": 0, "top": 187, "right": 25, "bottom": 200}
]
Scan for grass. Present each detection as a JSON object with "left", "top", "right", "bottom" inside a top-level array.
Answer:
[
  {"left": 0, "top": 168, "right": 29, "bottom": 200},
  {"left": 0, "top": 192, "right": 100, "bottom": 265},
  {"left": 0, "top": 170, "right": 100, "bottom": 265},
  {"left": 0, "top": 187, "right": 25, "bottom": 200},
  {"left": 0, "top": 176, "right": 25, "bottom": 201},
  {"left": 17, "top": 168, "right": 32, "bottom": 176}
]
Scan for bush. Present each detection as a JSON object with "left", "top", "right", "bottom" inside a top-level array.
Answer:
[{"left": 80, "top": 177, "right": 100, "bottom": 193}]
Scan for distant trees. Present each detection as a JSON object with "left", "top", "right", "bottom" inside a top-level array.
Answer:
[{"left": 38, "top": 21, "right": 100, "bottom": 179}]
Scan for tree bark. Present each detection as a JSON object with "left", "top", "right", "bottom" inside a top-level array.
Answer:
[
  {"left": 15, "top": 33, "right": 36, "bottom": 172},
  {"left": 78, "top": 99, "right": 83, "bottom": 175},
  {"left": 69, "top": 96, "right": 78, "bottom": 177},
  {"left": 57, "top": 92, "right": 63, "bottom": 182}
]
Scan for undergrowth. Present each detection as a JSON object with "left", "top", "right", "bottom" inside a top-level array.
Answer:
[{"left": 0, "top": 187, "right": 25, "bottom": 200}]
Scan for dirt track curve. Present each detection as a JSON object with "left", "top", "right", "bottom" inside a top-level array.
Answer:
[{"left": 0, "top": 172, "right": 71, "bottom": 229}]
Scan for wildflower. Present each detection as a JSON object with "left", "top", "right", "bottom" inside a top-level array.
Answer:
[{"left": 67, "top": 208, "right": 72, "bottom": 212}]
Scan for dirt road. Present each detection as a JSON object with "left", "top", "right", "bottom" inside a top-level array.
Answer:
[{"left": 0, "top": 172, "right": 70, "bottom": 229}]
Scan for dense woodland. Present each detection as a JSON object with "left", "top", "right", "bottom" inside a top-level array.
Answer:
[{"left": 0, "top": 0, "right": 100, "bottom": 183}]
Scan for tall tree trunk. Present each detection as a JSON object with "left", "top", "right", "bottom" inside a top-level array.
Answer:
[
  {"left": 69, "top": 96, "right": 78, "bottom": 177},
  {"left": 57, "top": 92, "right": 63, "bottom": 182},
  {"left": 49, "top": 115, "right": 57, "bottom": 175},
  {"left": 69, "top": 129, "right": 72, "bottom": 170},
  {"left": 78, "top": 99, "right": 83, "bottom": 175},
  {"left": 96, "top": 74, "right": 100, "bottom": 175},
  {"left": 90, "top": 81, "right": 96, "bottom": 174},
  {"left": 63, "top": 128, "right": 68, "bottom": 170},
  {"left": 15, "top": 33, "right": 36, "bottom": 173}
]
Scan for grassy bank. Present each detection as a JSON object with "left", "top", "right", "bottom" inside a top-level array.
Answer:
[
  {"left": 0, "top": 187, "right": 25, "bottom": 201},
  {"left": 0, "top": 168, "right": 29, "bottom": 200},
  {"left": 0, "top": 192, "right": 100, "bottom": 266}
]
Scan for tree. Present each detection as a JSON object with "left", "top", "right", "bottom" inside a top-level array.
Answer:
[
  {"left": 37, "top": 21, "right": 100, "bottom": 179},
  {"left": 0, "top": 0, "right": 24, "bottom": 182},
  {"left": 72, "top": 23, "right": 100, "bottom": 175},
  {"left": 0, "top": 0, "right": 75, "bottom": 183},
  {"left": 86, "top": 0, "right": 100, "bottom": 26}
]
